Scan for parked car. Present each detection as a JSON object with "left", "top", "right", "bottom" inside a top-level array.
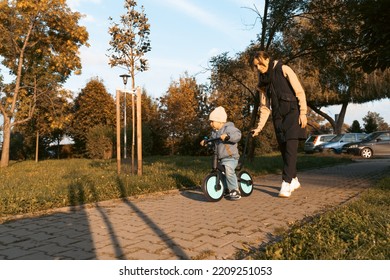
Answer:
[
  {"left": 344, "top": 131, "right": 390, "bottom": 158},
  {"left": 304, "top": 134, "right": 335, "bottom": 153},
  {"left": 315, "top": 133, "right": 366, "bottom": 154}
]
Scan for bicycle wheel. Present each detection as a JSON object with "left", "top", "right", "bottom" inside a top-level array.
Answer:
[
  {"left": 238, "top": 170, "right": 253, "bottom": 196},
  {"left": 201, "top": 173, "right": 224, "bottom": 202}
]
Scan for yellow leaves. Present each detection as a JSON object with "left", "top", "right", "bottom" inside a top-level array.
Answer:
[
  {"left": 3, "top": 0, "right": 89, "bottom": 79},
  {"left": 6, "top": 97, "right": 13, "bottom": 104},
  {"left": 15, "top": 1, "right": 35, "bottom": 10},
  {"left": 50, "top": 124, "right": 63, "bottom": 130}
]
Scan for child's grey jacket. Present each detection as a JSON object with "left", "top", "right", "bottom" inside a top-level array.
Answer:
[{"left": 210, "top": 122, "right": 242, "bottom": 160}]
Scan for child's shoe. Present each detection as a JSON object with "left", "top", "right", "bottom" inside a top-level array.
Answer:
[{"left": 228, "top": 189, "right": 241, "bottom": 201}]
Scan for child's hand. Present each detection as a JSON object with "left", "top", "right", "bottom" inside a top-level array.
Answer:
[
  {"left": 220, "top": 134, "right": 228, "bottom": 141},
  {"left": 200, "top": 140, "right": 206, "bottom": 146}
]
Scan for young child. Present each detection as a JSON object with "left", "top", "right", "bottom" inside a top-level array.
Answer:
[{"left": 201, "top": 106, "right": 242, "bottom": 200}]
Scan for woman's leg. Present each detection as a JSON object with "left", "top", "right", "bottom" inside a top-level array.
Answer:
[{"left": 281, "top": 139, "right": 298, "bottom": 183}]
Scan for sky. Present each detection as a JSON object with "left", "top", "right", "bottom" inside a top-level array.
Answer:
[
  {"left": 2, "top": 0, "right": 389, "bottom": 129},
  {"left": 64, "top": 0, "right": 390, "bottom": 126},
  {"left": 65, "top": 0, "right": 261, "bottom": 96}
]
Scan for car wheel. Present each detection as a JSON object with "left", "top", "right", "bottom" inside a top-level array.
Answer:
[{"left": 361, "top": 148, "right": 372, "bottom": 159}]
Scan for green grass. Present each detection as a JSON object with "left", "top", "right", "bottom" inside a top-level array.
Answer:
[
  {"left": 0, "top": 153, "right": 352, "bottom": 222},
  {"left": 236, "top": 176, "right": 390, "bottom": 260}
]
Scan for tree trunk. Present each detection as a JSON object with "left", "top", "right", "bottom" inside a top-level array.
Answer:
[
  {"left": 308, "top": 102, "right": 349, "bottom": 134},
  {"left": 131, "top": 77, "right": 136, "bottom": 175},
  {"left": 1, "top": 21, "right": 33, "bottom": 168},
  {"left": 260, "top": 0, "right": 269, "bottom": 50},
  {"left": 35, "top": 131, "right": 39, "bottom": 163},
  {"left": 136, "top": 87, "right": 143, "bottom": 175},
  {"left": 248, "top": 91, "right": 260, "bottom": 161},
  {"left": 116, "top": 89, "right": 121, "bottom": 175},
  {"left": 0, "top": 116, "right": 11, "bottom": 168},
  {"left": 334, "top": 102, "right": 348, "bottom": 134}
]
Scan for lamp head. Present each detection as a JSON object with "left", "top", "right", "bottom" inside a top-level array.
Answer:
[{"left": 120, "top": 74, "right": 131, "bottom": 85}]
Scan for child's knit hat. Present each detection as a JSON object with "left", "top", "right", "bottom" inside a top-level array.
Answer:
[{"left": 209, "top": 106, "right": 227, "bottom": 122}]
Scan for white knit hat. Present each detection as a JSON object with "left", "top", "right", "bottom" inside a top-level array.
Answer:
[{"left": 209, "top": 106, "right": 227, "bottom": 122}]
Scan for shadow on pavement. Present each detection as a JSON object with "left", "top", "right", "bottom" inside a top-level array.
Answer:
[{"left": 253, "top": 184, "right": 280, "bottom": 197}]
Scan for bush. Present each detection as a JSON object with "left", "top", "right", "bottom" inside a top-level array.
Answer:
[{"left": 86, "top": 125, "right": 114, "bottom": 159}]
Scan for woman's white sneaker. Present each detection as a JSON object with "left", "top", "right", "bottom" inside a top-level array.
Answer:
[
  {"left": 291, "top": 177, "right": 301, "bottom": 191},
  {"left": 278, "top": 181, "right": 292, "bottom": 198}
]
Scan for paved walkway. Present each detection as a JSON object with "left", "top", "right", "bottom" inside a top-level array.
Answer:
[{"left": 0, "top": 159, "right": 389, "bottom": 260}]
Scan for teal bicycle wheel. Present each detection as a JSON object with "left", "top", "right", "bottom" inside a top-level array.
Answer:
[
  {"left": 238, "top": 170, "right": 253, "bottom": 196},
  {"left": 202, "top": 173, "right": 224, "bottom": 202}
]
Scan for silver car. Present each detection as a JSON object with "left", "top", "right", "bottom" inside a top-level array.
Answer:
[{"left": 304, "top": 134, "right": 335, "bottom": 153}]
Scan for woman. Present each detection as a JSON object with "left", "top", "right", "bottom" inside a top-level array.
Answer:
[{"left": 251, "top": 51, "right": 308, "bottom": 198}]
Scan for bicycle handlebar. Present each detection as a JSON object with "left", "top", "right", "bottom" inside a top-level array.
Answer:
[{"left": 203, "top": 135, "right": 230, "bottom": 144}]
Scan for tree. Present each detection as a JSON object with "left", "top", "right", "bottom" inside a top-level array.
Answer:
[
  {"left": 13, "top": 87, "right": 73, "bottom": 160},
  {"left": 363, "top": 111, "right": 389, "bottom": 133},
  {"left": 209, "top": 52, "right": 258, "bottom": 130},
  {"left": 108, "top": 0, "right": 151, "bottom": 83},
  {"left": 306, "top": 108, "right": 333, "bottom": 134},
  {"left": 363, "top": 112, "right": 378, "bottom": 133},
  {"left": 86, "top": 124, "right": 114, "bottom": 160},
  {"left": 208, "top": 0, "right": 318, "bottom": 156},
  {"left": 348, "top": 120, "right": 363, "bottom": 133},
  {"left": 159, "top": 73, "right": 209, "bottom": 155},
  {"left": 0, "top": 0, "right": 88, "bottom": 167},
  {"left": 352, "top": 0, "right": 390, "bottom": 73},
  {"left": 108, "top": 0, "right": 151, "bottom": 173},
  {"left": 70, "top": 78, "right": 115, "bottom": 156},
  {"left": 139, "top": 89, "right": 164, "bottom": 155},
  {"left": 265, "top": 0, "right": 390, "bottom": 134}
]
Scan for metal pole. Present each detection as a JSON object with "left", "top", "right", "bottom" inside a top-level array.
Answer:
[
  {"left": 123, "top": 87, "right": 127, "bottom": 159},
  {"left": 120, "top": 74, "right": 131, "bottom": 161}
]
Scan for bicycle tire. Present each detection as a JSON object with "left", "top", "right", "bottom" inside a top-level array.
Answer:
[
  {"left": 238, "top": 170, "right": 253, "bottom": 196},
  {"left": 201, "top": 173, "right": 224, "bottom": 202}
]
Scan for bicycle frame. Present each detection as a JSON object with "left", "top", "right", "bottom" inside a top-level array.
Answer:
[
  {"left": 206, "top": 137, "right": 227, "bottom": 193},
  {"left": 201, "top": 135, "right": 253, "bottom": 201}
]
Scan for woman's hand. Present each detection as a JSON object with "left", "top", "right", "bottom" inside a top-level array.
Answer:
[
  {"left": 251, "top": 128, "right": 261, "bottom": 137},
  {"left": 299, "top": 114, "right": 307, "bottom": 128}
]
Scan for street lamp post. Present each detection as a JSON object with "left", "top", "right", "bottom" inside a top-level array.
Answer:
[{"left": 120, "top": 74, "right": 131, "bottom": 160}]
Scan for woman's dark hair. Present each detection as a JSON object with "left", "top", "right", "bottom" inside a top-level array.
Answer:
[
  {"left": 249, "top": 51, "right": 273, "bottom": 87},
  {"left": 249, "top": 50, "right": 270, "bottom": 68}
]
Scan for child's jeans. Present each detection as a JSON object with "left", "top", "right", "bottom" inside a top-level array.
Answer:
[{"left": 221, "top": 157, "right": 238, "bottom": 191}]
